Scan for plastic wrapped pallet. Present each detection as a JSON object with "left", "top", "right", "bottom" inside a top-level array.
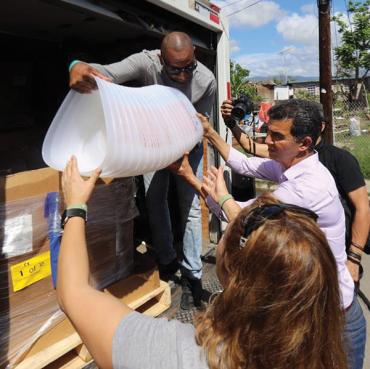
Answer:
[{"left": 0, "top": 168, "right": 137, "bottom": 368}]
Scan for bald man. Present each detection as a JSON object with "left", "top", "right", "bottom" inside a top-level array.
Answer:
[{"left": 69, "top": 32, "right": 216, "bottom": 310}]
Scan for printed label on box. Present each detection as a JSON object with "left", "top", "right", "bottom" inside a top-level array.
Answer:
[
  {"left": 2, "top": 214, "right": 33, "bottom": 257},
  {"left": 10, "top": 251, "right": 51, "bottom": 292}
]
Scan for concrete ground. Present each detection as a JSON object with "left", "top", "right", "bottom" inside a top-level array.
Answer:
[{"left": 359, "top": 256, "right": 369, "bottom": 369}]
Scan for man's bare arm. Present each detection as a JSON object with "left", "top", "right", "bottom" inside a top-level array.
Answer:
[
  {"left": 346, "top": 186, "right": 370, "bottom": 282},
  {"left": 230, "top": 124, "right": 269, "bottom": 158},
  {"left": 220, "top": 100, "right": 269, "bottom": 158}
]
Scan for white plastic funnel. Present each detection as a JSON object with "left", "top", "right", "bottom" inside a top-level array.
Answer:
[{"left": 42, "top": 78, "right": 203, "bottom": 177}]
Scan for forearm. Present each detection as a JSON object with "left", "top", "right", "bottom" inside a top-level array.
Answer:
[
  {"left": 90, "top": 63, "right": 120, "bottom": 83},
  {"left": 90, "top": 56, "right": 140, "bottom": 84},
  {"left": 232, "top": 126, "right": 269, "bottom": 158},
  {"left": 347, "top": 187, "right": 370, "bottom": 251},
  {"left": 179, "top": 173, "right": 206, "bottom": 199},
  {"left": 57, "top": 218, "right": 90, "bottom": 307},
  {"left": 204, "top": 128, "right": 231, "bottom": 161},
  {"left": 222, "top": 199, "right": 242, "bottom": 222},
  {"left": 351, "top": 208, "right": 370, "bottom": 250}
]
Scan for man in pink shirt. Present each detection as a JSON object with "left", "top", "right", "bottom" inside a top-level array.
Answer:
[{"left": 174, "top": 100, "right": 366, "bottom": 369}]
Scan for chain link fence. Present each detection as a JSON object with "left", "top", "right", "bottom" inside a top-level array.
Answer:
[{"left": 333, "top": 92, "right": 370, "bottom": 180}]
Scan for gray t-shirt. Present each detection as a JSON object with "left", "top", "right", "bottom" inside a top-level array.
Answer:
[
  {"left": 91, "top": 49, "right": 216, "bottom": 114},
  {"left": 112, "top": 311, "right": 209, "bottom": 369}
]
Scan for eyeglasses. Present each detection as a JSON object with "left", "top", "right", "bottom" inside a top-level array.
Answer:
[
  {"left": 163, "top": 59, "right": 197, "bottom": 75},
  {"left": 239, "top": 203, "right": 318, "bottom": 248}
]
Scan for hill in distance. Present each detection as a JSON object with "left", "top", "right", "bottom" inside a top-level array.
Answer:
[{"left": 249, "top": 75, "right": 319, "bottom": 83}]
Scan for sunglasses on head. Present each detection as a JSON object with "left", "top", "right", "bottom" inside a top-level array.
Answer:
[
  {"left": 239, "top": 203, "right": 318, "bottom": 248},
  {"left": 163, "top": 59, "right": 197, "bottom": 75}
]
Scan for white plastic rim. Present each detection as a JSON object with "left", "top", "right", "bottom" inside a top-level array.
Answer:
[{"left": 42, "top": 78, "right": 203, "bottom": 177}]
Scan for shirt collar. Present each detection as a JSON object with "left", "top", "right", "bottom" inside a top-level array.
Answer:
[{"left": 282, "top": 152, "right": 319, "bottom": 181}]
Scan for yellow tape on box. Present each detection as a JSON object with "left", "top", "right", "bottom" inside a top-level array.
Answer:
[{"left": 11, "top": 251, "right": 51, "bottom": 292}]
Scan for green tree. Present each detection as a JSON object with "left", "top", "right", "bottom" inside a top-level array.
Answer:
[
  {"left": 272, "top": 77, "right": 284, "bottom": 85},
  {"left": 332, "top": 0, "right": 370, "bottom": 99},
  {"left": 230, "top": 61, "right": 262, "bottom": 103}
]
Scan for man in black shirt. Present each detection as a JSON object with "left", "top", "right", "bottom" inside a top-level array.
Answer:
[{"left": 315, "top": 135, "right": 369, "bottom": 281}]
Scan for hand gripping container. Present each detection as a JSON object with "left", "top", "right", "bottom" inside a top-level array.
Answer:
[{"left": 42, "top": 78, "right": 203, "bottom": 177}]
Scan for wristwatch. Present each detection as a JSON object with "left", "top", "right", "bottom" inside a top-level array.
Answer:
[{"left": 61, "top": 208, "right": 87, "bottom": 229}]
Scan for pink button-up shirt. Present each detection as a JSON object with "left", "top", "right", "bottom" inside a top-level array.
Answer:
[{"left": 211, "top": 147, "right": 354, "bottom": 308}]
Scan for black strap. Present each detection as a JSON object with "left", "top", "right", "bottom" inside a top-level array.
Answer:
[{"left": 61, "top": 208, "right": 87, "bottom": 229}]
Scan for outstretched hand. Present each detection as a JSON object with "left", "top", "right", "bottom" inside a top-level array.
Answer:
[
  {"left": 202, "top": 166, "right": 229, "bottom": 203},
  {"left": 168, "top": 152, "right": 193, "bottom": 179},
  {"left": 196, "top": 113, "right": 213, "bottom": 137},
  {"left": 69, "top": 62, "right": 112, "bottom": 93},
  {"left": 62, "top": 156, "right": 101, "bottom": 206}
]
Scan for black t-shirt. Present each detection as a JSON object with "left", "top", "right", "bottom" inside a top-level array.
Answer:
[{"left": 315, "top": 139, "right": 366, "bottom": 247}]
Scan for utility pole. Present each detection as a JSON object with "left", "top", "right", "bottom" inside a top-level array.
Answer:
[{"left": 317, "top": 0, "right": 333, "bottom": 143}]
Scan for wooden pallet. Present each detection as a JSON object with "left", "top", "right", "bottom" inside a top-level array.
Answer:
[{"left": 14, "top": 271, "right": 170, "bottom": 369}]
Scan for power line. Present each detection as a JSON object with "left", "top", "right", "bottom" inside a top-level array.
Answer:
[
  {"left": 226, "top": 0, "right": 265, "bottom": 17},
  {"left": 221, "top": 0, "right": 249, "bottom": 9}
]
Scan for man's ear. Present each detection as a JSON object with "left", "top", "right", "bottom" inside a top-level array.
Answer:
[{"left": 298, "top": 136, "right": 312, "bottom": 151}]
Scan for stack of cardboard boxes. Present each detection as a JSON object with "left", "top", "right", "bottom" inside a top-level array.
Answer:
[{"left": 0, "top": 168, "right": 137, "bottom": 367}]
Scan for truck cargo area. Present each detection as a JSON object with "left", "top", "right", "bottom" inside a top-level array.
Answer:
[{"left": 0, "top": 0, "right": 218, "bottom": 175}]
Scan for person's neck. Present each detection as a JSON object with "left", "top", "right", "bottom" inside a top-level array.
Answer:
[{"left": 281, "top": 151, "right": 314, "bottom": 169}]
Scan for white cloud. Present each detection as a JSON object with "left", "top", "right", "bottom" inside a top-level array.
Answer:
[
  {"left": 276, "top": 13, "right": 318, "bottom": 45},
  {"left": 235, "top": 45, "right": 319, "bottom": 77},
  {"left": 217, "top": 0, "right": 285, "bottom": 28},
  {"left": 301, "top": 4, "right": 316, "bottom": 15},
  {"left": 230, "top": 39, "right": 240, "bottom": 54},
  {"left": 215, "top": 2, "right": 346, "bottom": 77}
]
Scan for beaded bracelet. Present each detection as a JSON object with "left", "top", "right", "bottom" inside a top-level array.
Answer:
[
  {"left": 347, "top": 250, "right": 362, "bottom": 262},
  {"left": 347, "top": 256, "right": 361, "bottom": 266}
]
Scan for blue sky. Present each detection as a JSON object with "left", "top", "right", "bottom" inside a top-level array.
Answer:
[{"left": 213, "top": 0, "right": 347, "bottom": 78}]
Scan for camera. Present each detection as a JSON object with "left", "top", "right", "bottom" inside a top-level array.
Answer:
[{"left": 225, "top": 95, "right": 254, "bottom": 129}]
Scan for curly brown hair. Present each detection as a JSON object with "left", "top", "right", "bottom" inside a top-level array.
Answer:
[{"left": 195, "top": 194, "right": 347, "bottom": 369}]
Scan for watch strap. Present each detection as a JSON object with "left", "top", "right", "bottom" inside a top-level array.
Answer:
[{"left": 61, "top": 208, "right": 87, "bottom": 229}]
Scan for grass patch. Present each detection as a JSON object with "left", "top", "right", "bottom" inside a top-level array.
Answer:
[{"left": 336, "top": 134, "right": 370, "bottom": 179}]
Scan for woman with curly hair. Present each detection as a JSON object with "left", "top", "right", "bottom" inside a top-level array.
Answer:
[{"left": 57, "top": 157, "right": 347, "bottom": 369}]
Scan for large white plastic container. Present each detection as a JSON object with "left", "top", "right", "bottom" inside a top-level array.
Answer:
[{"left": 42, "top": 78, "right": 203, "bottom": 177}]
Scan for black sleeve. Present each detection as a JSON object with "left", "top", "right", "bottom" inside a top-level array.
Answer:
[{"left": 334, "top": 148, "right": 365, "bottom": 194}]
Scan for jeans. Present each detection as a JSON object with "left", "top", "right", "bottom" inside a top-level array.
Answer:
[
  {"left": 143, "top": 143, "right": 203, "bottom": 279},
  {"left": 344, "top": 296, "right": 366, "bottom": 369}
]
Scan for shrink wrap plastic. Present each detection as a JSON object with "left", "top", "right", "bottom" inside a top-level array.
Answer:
[
  {"left": 42, "top": 78, "right": 203, "bottom": 177},
  {"left": 0, "top": 178, "right": 137, "bottom": 368}
]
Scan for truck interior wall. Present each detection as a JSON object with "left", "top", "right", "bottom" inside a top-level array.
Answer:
[{"left": 0, "top": 37, "right": 216, "bottom": 176}]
